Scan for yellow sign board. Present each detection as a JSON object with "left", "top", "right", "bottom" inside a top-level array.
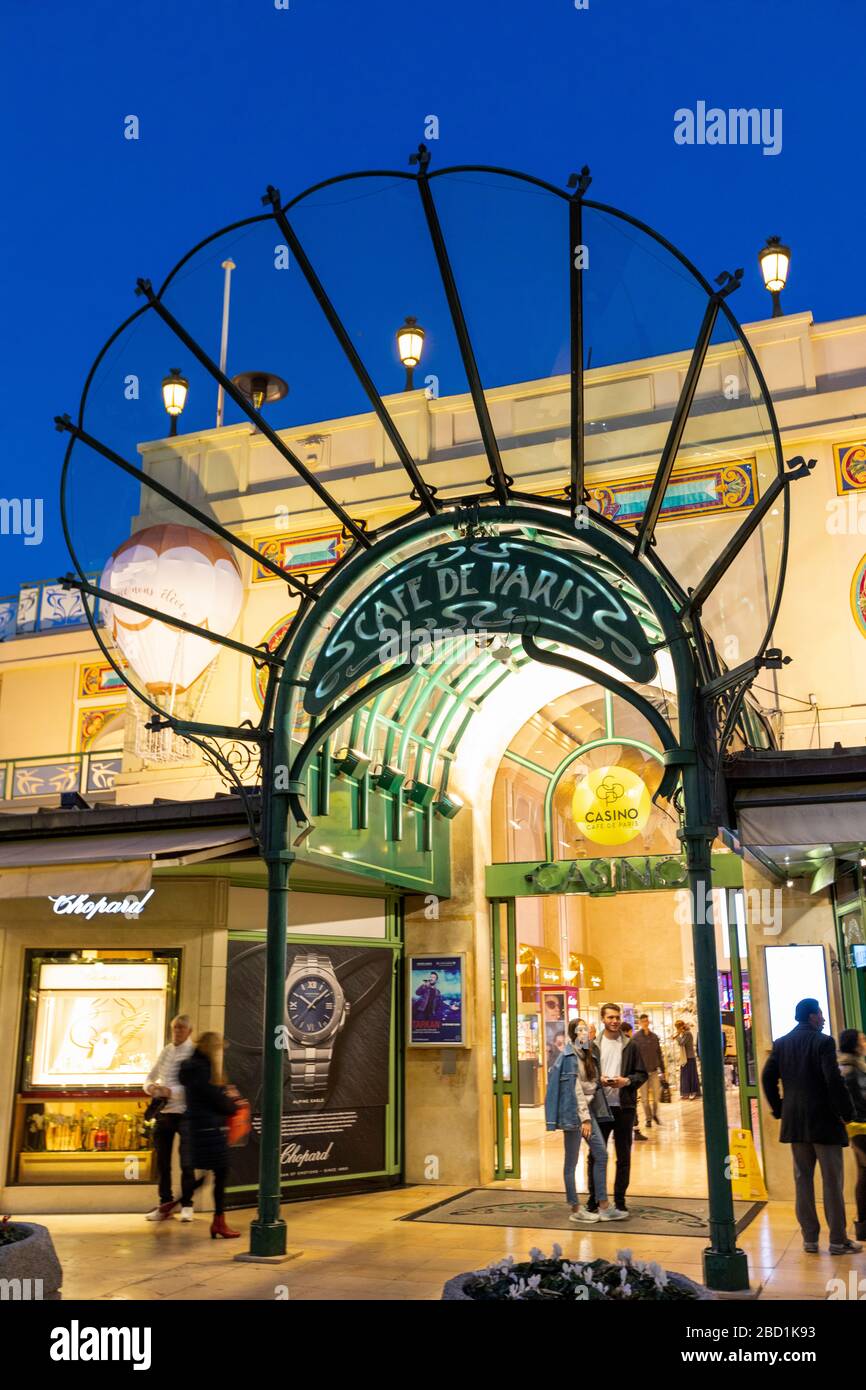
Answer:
[
  {"left": 572, "top": 765, "right": 652, "bottom": 846},
  {"left": 729, "top": 1127, "right": 768, "bottom": 1201}
]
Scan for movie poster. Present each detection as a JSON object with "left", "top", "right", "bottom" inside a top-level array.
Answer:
[
  {"left": 408, "top": 954, "right": 465, "bottom": 1045},
  {"left": 224, "top": 939, "right": 395, "bottom": 1202}
]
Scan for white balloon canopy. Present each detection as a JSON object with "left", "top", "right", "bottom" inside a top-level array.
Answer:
[{"left": 101, "top": 523, "right": 243, "bottom": 695}]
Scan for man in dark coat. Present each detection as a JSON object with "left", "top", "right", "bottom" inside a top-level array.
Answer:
[{"left": 761, "top": 997, "right": 859, "bottom": 1254}]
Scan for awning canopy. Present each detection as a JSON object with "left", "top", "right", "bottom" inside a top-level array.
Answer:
[
  {"left": 0, "top": 826, "right": 254, "bottom": 899},
  {"left": 734, "top": 782, "right": 866, "bottom": 849}
]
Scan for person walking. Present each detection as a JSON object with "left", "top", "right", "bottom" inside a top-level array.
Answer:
[
  {"left": 585, "top": 1003, "right": 647, "bottom": 1214},
  {"left": 620, "top": 1022, "right": 647, "bottom": 1142},
  {"left": 838, "top": 1027, "right": 866, "bottom": 1242},
  {"left": 633, "top": 1013, "right": 666, "bottom": 1129},
  {"left": 179, "top": 1031, "right": 241, "bottom": 1240},
  {"left": 143, "top": 1013, "right": 195, "bottom": 1222},
  {"left": 545, "top": 1019, "right": 627, "bottom": 1223},
  {"left": 761, "top": 998, "right": 859, "bottom": 1254},
  {"left": 675, "top": 1019, "right": 701, "bottom": 1099}
]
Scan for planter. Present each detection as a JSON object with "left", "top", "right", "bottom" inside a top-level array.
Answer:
[
  {"left": 0, "top": 1222, "right": 63, "bottom": 1301},
  {"left": 443, "top": 1264, "right": 717, "bottom": 1301}
]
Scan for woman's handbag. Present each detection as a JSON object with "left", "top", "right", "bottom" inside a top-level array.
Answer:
[
  {"left": 659, "top": 1076, "right": 672, "bottom": 1104},
  {"left": 846, "top": 1120, "right": 866, "bottom": 1138},
  {"left": 227, "top": 1097, "right": 252, "bottom": 1147}
]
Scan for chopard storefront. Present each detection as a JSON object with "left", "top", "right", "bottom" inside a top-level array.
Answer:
[{"left": 0, "top": 797, "right": 405, "bottom": 1214}]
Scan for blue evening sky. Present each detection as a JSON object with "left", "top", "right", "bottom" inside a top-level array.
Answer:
[{"left": 1, "top": 0, "right": 864, "bottom": 593}]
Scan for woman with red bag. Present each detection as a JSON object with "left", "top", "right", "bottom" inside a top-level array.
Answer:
[{"left": 179, "top": 1032, "right": 242, "bottom": 1239}]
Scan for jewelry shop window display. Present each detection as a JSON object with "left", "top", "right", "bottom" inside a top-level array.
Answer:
[{"left": 12, "top": 949, "right": 179, "bottom": 1185}]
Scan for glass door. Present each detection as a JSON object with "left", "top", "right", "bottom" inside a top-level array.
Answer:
[{"left": 490, "top": 898, "right": 520, "bottom": 1180}]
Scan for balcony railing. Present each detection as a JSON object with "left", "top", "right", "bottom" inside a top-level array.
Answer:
[
  {"left": 1, "top": 749, "right": 123, "bottom": 801},
  {"left": 0, "top": 574, "right": 104, "bottom": 640}
]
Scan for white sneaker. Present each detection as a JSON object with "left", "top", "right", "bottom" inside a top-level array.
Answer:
[
  {"left": 145, "top": 1201, "right": 177, "bottom": 1221},
  {"left": 599, "top": 1207, "right": 629, "bottom": 1221},
  {"left": 569, "top": 1206, "right": 600, "bottom": 1223},
  {"left": 180, "top": 1206, "right": 194, "bottom": 1222}
]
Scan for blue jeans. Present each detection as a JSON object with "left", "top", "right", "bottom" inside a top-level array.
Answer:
[{"left": 563, "top": 1117, "right": 608, "bottom": 1206}]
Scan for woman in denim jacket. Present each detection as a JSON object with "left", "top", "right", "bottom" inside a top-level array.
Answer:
[{"left": 545, "top": 1018, "right": 628, "bottom": 1223}]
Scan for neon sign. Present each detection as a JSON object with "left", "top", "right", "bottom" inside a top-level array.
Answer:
[{"left": 305, "top": 537, "right": 656, "bottom": 714}]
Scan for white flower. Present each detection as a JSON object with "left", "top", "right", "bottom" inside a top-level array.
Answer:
[
  {"left": 622, "top": 1283, "right": 632, "bottom": 1296},
  {"left": 583, "top": 1267, "right": 593, "bottom": 1283},
  {"left": 529, "top": 1246, "right": 544, "bottom": 1263},
  {"left": 616, "top": 1248, "right": 633, "bottom": 1265},
  {"left": 527, "top": 1274, "right": 542, "bottom": 1290},
  {"left": 619, "top": 1267, "right": 629, "bottom": 1285},
  {"left": 646, "top": 1261, "right": 663, "bottom": 1280},
  {"left": 507, "top": 1284, "right": 524, "bottom": 1299},
  {"left": 551, "top": 1242, "right": 563, "bottom": 1260}
]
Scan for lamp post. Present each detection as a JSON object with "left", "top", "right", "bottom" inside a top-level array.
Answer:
[
  {"left": 758, "top": 236, "right": 790, "bottom": 318},
  {"left": 396, "top": 316, "right": 425, "bottom": 391},
  {"left": 161, "top": 368, "right": 189, "bottom": 436}
]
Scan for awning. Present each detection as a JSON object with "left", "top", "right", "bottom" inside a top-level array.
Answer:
[
  {"left": 0, "top": 826, "right": 255, "bottom": 899},
  {"left": 735, "top": 781, "right": 866, "bottom": 848}
]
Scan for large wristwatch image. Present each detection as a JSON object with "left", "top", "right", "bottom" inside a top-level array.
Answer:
[{"left": 284, "top": 951, "right": 350, "bottom": 1096}]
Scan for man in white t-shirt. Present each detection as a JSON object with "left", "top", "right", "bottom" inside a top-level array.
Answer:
[
  {"left": 143, "top": 1014, "right": 195, "bottom": 1221},
  {"left": 586, "top": 1003, "right": 647, "bottom": 1214}
]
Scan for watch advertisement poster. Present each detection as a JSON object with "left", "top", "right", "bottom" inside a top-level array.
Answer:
[
  {"left": 224, "top": 939, "right": 395, "bottom": 1200},
  {"left": 408, "top": 954, "right": 465, "bottom": 1046}
]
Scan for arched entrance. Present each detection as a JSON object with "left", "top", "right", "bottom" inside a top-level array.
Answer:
[{"left": 485, "top": 682, "right": 757, "bottom": 1201}]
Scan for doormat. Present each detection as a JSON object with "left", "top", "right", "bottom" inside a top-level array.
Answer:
[{"left": 404, "top": 1188, "right": 764, "bottom": 1238}]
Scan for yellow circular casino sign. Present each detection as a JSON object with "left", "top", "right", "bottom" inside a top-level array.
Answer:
[{"left": 571, "top": 765, "right": 652, "bottom": 846}]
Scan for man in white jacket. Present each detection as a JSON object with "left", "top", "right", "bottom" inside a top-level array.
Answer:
[{"left": 144, "top": 1014, "right": 195, "bottom": 1221}]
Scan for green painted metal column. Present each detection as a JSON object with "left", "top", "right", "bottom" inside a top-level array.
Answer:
[
  {"left": 246, "top": 732, "right": 293, "bottom": 1257},
  {"left": 681, "top": 762, "right": 750, "bottom": 1292}
]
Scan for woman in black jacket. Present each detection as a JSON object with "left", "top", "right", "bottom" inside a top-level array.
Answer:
[
  {"left": 838, "top": 1028, "right": 866, "bottom": 1240},
  {"left": 179, "top": 1032, "right": 240, "bottom": 1239}
]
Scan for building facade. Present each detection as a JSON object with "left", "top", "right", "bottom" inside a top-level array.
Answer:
[{"left": 2, "top": 307, "right": 866, "bottom": 1214}]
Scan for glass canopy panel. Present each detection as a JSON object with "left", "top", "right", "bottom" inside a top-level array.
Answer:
[
  {"left": 580, "top": 206, "right": 712, "bottom": 479},
  {"left": 426, "top": 171, "right": 570, "bottom": 495},
  {"left": 287, "top": 174, "right": 475, "bottom": 501},
  {"left": 649, "top": 313, "right": 786, "bottom": 662},
  {"left": 66, "top": 303, "right": 275, "bottom": 733},
  {"left": 157, "top": 213, "right": 374, "bottom": 435}
]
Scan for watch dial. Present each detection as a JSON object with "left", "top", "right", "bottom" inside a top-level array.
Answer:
[{"left": 287, "top": 975, "right": 337, "bottom": 1034}]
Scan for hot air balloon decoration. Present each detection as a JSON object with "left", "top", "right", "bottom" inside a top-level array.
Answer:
[{"left": 100, "top": 524, "right": 243, "bottom": 698}]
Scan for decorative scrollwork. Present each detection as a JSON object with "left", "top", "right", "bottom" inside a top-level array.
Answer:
[{"left": 183, "top": 729, "right": 263, "bottom": 849}]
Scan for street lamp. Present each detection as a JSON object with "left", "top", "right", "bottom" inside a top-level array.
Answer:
[
  {"left": 396, "top": 316, "right": 425, "bottom": 390},
  {"left": 231, "top": 371, "right": 289, "bottom": 411},
  {"left": 161, "top": 368, "right": 189, "bottom": 436},
  {"left": 758, "top": 236, "right": 790, "bottom": 318}
]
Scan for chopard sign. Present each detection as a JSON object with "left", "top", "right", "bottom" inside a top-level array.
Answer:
[
  {"left": 281, "top": 1141, "right": 335, "bottom": 1167},
  {"left": 48, "top": 890, "right": 154, "bottom": 919},
  {"left": 304, "top": 537, "right": 656, "bottom": 715}
]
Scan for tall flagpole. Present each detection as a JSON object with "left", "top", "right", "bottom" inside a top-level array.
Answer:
[{"left": 215, "top": 259, "right": 236, "bottom": 428}]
